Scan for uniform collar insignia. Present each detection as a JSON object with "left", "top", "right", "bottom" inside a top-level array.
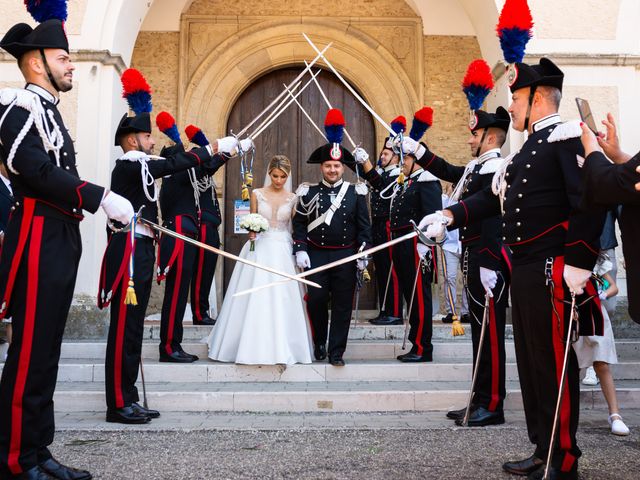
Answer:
[
  {"left": 409, "top": 168, "right": 424, "bottom": 179},
  {"left": 532, "top": 113, "right": 561, "bottom": 132},
  {"left": 321, "top": 178, "right": 344, "bottom": 189},
  {"left": 25, "top": 83, "right": 59, "bottom": 106},
  {"left": 477, "top": 148, "right": 501, "bottom": 163}
]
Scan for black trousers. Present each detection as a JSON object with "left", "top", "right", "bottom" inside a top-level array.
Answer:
[
  {"left": 190, "top": 221, "right": 220, "bottom": 322},
  {"left": 306, "top": 247, "right": 357, "bottom": 359},
  {"left": 105, "top": 236, "right": 155, "bottom": 410},
  {"left": 463, "top": 246, "right": 508, "bottom": 412},
  {"left": 371, "top": 219, "right": 402, "bottom": 318},
  {"left": 158, "top": 216, "right": 197, "bottom": 356},
  {"left": 0, "top": 215, "right": 80, "bottom": 475},
  {"left": 392, "top": 234, "right": 433, "bottom": 358},
  {"left": 511, "top": 258, "right": 581, "bottom": 472}
]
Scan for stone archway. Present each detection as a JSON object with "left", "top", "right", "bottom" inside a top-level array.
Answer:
[{"left": 179, "top": 19, "right": 421, "bottom": 149}]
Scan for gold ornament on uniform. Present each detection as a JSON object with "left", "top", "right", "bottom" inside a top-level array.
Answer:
[
  {"left": 397, "top": 172, "right": 405, "bottom": 185},
  {"left": 362, "top": 268, "right": 371, "bottom": 282},
  {"left": 244, "top": 172, "right": 253, "bottom": 188},
  {"left": 241, "top": 184, "right": 250, "bottom": 201},
  {"left": 124, "top": 278, "right": 138, "bottom": 306},
  {"left": 451, "top": 317, "right": 465, "bottom": 337}
]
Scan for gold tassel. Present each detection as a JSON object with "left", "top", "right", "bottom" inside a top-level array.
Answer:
[
  {"left": 241, "top": 184, "right": 250, "bottom": 201},
  {"left": 362, "top": 268, "right": 371, "bottom": 282},
  {"left": 397, "top": 172, "right": 405, "bottom": 185},
  {"left": 451, "top": 317, "right": 465, "bottom": 337},
  {"left": 124, "top": 279, "right": 138, "bottom": 306},
  {"left": 244, "top": 172, "right": 253, "bottom": 188}
]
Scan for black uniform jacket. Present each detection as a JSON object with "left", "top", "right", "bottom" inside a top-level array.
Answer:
[
  {"left": 364, "top": 167, "right": 441, "bottom": 233},
  {"left": 582, "top": 150, "right": 640, "bottom": 324},
  {"left": 292, "top": 179, "right": 371, "bottom": 253},
  {"left": 97, "top": 146, "right": 216, "bottom": 308},
  {"left": 419, "top": 148, "right": 506, "bottom": 271},
  {"left": 363, "top": 164, "right": 401, "bottom": 221},
  {"left": 0, "top": 85, "right": 104, "bottom": 317},
  {"left": 448, "top": 118, "right": 604, "bottom": 270}
]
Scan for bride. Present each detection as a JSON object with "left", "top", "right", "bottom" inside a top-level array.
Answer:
[{"left": 206, "top": 155, "right": 313, "bottom": 365}]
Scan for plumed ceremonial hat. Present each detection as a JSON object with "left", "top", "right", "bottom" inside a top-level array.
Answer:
[
  {"left": 115, "top": 68, "right": 153, "bottom": 146},
  {"left": 381, "top": 116, "right": 406, "bottom": 152},
  {"left": 307, "top": 109, "right": 355, "bottom": 165},
  {"left": 469, "top": 107, "right": 511, "bottom": 133},
  {"left": 507, "top": 57, "right": 564, "bottom": 93},
  {"left": 0, "top": 19, "right": 68, "bottom": 59}
]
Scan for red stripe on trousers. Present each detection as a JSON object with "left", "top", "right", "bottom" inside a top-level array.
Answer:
[
  {"left": 165, "top": 217, "right": 184, "bottom": 355},
  {"left": 385, "top": 220, "right": 400, "bottom": 317},
  {"left": 113, "top": 250, "right": 134, "bottom": 409},
  {"left": 551, "top": 256, "right": 575, "bottom": 472},
  {"left": 193, "top": 223, "right": 207, "bottom": 321},
  {"left": 7, "top": 215, "right": 44, "bottom": 474},
  {"left": 413, "top": 238, "right": 426, "bottom": 356},
  {"left": 487, "top": 297, "right": 500, "bottom": 412},
  {"left": 1, "top": 198, "right": 36, "bottom": 316}
]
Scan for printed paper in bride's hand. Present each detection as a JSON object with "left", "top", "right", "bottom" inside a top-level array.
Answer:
[{"left": 239, "top": 213, "right": 269, "bottom": 251}]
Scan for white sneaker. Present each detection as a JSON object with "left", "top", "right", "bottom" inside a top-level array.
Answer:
[
  {"left": 609, "top": 414, "right": 630, "bottom": 436},
  {"left": 582, "top": 366, "right": 599, "bottom": 385}
]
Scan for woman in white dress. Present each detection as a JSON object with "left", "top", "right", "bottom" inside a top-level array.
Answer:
[{"left": 207, "top": 155, "right": 313, "bottom": 364}]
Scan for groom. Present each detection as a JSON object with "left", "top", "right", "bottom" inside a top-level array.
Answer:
[{"left": 292, "top": 109, "right": 371, "bottom": 366}]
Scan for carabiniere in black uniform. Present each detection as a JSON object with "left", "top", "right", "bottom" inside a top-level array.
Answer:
[
  {"left": 361, "top": 137, "right": 403, "bottom": 325},
  {"left": 98, "top": 110, "right": 221, "bottom": 424},
  {"left": 292, "top": 144, "right": 371, "bottom": 365},
  {"left": 444, "top": 59, "right": 605, "bottom": 477},
  {"left": 0, "top": 19, "right": 106, "bottom": 479},
  {"left": 418, "top": 107, "right": 511, "bottom": 426}
]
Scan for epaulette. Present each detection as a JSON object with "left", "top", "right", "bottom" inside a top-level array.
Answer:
[
  {"left": 0, "top": 88, "right": 40, "bottom": 111},
  {"left": 388, "top": 166, "right": 401, "bottom": 177},
  {"left": 479, "top": 157, "right": 506, "bottom": 175},
  {"left": 548, "top": 120, "right": 582, "bottom": 143},
  {"left": 295, "top": 182, "right": 315, "bottom": 197},
  {"left": 354, "top": 182, "right": 369, "bottom": 195},
  {"left": 417, "top": 170, "right": 439, "bottom": 182}
]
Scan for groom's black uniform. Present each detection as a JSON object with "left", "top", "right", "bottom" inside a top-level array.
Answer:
[{"left": 293, "top": 147, "right": 371, "bottom": 363}]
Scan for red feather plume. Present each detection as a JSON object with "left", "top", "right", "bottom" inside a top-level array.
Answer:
[
  {"left": 414, "top": 107, "right": 433, "bottom": 127},
  {"left": 324, "top": 108, "right": 345, "bottom": 127},
  {"left": 497, "top": 0, "right": 534, "bottom": 31},
  {"left": 392, "top": 116, "right": 407, "bottom": 128},
  {"left": 185, "top": 125, "right": 199, "bottom": 141},
  {"left": 462, "top": 60, "right": 494, "bottom": 90},
  {"left": 155, "top": 111, "right": 175, "bottom": 132},
  {"left": 121, "top": 68, "right": 151, "bottom": 97}
]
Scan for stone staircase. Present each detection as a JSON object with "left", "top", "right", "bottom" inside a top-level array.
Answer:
[{"left": 3, "top": 312, "right": 639, "bottom": 414}]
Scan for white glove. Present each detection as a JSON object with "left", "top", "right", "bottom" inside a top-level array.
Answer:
[
  {"left": 216, "top": 136, "right": 238, "bottom": 154},
  {"left": 357, "top": 258, "right": 368, "bottom": 271},
  {"left": 402, "top": 137, "right": 426, "bottom": 160},
  {"left": 416, "top": 242, "right": 429, "bottom": 259},
  {"left": 101, "top": 191, "right": 134, "bottom": 225},
  {"left": 479, "top": 267, "right": 498, "bottom": 297},
  {"left": 238, "top": 138, "right": 254, "bottom": 154},
  {"left": 563, "top": 264, "right": 592, "bottom": 295},
  {"left": 296, "top": 251, "right": 311, "bottom": 269},
  {"left": 352, "top": 147, "right": 369, "bottom": 165},
  {"left": 417, "top": 211, "right": 450, "bottom": 243},
  {"left": 599, "top": 291, "right": 608, "bottom": 301}
]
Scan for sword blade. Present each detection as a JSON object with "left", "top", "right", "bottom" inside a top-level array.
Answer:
[
  {"left": 233, "top": 231, "right": 419, "bottom": 297},
  {"left": 138, "top": 218, "right": 321, "bottom": 289},
  {"left": 284, "top": 84, "right": 327, "bottom": 141},
  {"left": 236, "top": 42, "right": 333, "bottom": 137},
  {"left": 302, "top": 33, "right": 395, "bottom": 136},
  {"left": 462, "top": 293, "right": 490, "bottom": 426}
]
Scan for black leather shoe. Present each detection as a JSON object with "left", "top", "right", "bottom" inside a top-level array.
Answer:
[
  {"left": 455, "top": 406, "right": 504, "bottom": 426},
  {"left": 442, "top": 313, "right": 454, "bottom": 324},
  {"left": 460, "top": 314, "right": 471, "bottom": 324},
  {"left": 159, "top": 350, "right": 197, "bottom": 363},
  {"left": 368, "top": 314, "right": 383, "bottom": 324},
  {"left": 39, "top": 458, "right": 92, "bottom": 480},
  {"left": 446, "top": 405, "right": 475, "bottom": 420},
  {"left": 193, "top": 315, "right": 216, "bottom": 326},
  {"left": 527, "top": 466, "right": 577, "bottom": 480},
  {"left": 180, "top": 349, "right": 199, "bottom": 361},
  {"left": 370, "top": 316, "right": 403, "bottom": 326},
  {"left": 106, "top": 406, "right": 150, "bottom": 424},
  {"left": 314, "top": 344, "right": 327, "bottom": 361},
  {"left": 502, "top": 455, "right": 545, "bottom": 476},
  {"left": 329, "top": 357, "right": 345, "bottom": 366},
  {"left": 131, "top": 402, "right": 160, "bottom": 419},
  {"left": 398, "top": 353, "right": 432, "bottom": 363},
  {"left": 7, "top": 466, "right": 56, "bottom": 479}
]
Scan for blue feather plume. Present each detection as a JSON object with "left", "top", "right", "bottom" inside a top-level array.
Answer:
[
  {"left": 25, "top": 0, "right": 68, "bottom": 23},
  {"left": 463, "top": 85, "right": 492, "bottom": 111},
  {"left": 499, "top": 28, "right": 531, "bottom": 64},
  {"left": 325, "top": 125, "right": 343, "bottom": 144}
]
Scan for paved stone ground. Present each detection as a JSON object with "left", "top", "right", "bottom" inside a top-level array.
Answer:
[{"left": 50, "top": 411, "right": 639, "bottom": 479}]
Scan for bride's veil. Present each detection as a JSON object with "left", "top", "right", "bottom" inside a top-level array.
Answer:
[{"left": 262, "top": 169, "right": 293, "bottom": 192}]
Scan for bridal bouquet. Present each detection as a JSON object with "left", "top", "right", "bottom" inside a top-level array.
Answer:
[{"left": 240, "top": 213, "right": 269, "bottom": 251}]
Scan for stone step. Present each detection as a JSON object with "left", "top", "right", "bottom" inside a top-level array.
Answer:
[
  {"left": 143, "top": 322, "right": 514, "bottom": 341},
  {"left": 50, "top": 379, "right": 640, "bottom": 413},
  {"left": 5, "top": 359, "right": 639, "bottom": 384},
  {"left": 55, "top": 339, "right": 640, "bottom": 362}
]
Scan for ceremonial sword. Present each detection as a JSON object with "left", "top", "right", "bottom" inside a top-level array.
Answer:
[
  {"left": 233, "top": 220, "right": 444, "bottom": 297},
  {"left": 136, "top": 217, "right": 321, "bottom": 289}
]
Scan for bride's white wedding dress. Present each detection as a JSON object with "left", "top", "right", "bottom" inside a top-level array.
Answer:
[{"left": 206, "top": 189, "right": 313, "bottom": 365}]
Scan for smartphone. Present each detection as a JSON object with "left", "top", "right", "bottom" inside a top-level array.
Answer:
[{"left": 575, "top": 98, "right": 599, "bottom": 135}]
